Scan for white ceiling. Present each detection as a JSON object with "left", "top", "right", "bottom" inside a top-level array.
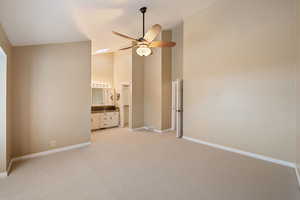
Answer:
[{"left": 0, "top": 0, "right": 215, "bottom": 53}]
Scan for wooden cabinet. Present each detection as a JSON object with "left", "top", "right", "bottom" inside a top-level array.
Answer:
[{"left": 91, "top": 112, "right": 119, "bottom": 130}]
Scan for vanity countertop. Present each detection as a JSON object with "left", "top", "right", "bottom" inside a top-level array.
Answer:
[
  {"left": 91, "top": 105, "right": 119, "bottom": 114},
  {"left": 91, "top": 110, "right": 117, "bottom": 114}
]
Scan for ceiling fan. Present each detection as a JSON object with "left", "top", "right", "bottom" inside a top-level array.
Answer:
[{"left": 112, "top": 7, "right": 176, "bottom": 56}]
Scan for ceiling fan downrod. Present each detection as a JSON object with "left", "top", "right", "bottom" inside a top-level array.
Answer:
[{"left": 139, "top": 7, "right": 147, "bottom": 38}]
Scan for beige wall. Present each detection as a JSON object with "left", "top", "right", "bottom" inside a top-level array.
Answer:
[
  {"left": 131, "top": 47, "right": 144, "bottom": 128},
  {"left": 296, "top": 0, "right": 300, "bottom": 180},
  {"left": 113, "top": 50, "right": 132, "bottom": 94},
  {"left": 0, "top": 24, "right": 12, "bottom": 172},
  {"left": 12, "top": 41, "right": 91, "bottom": 157},
  {"left": 162, "top": 31, "right": 172, "bottom": 130},
  {"left": 144, "top": 43, "right": 163, "bottom": 130},
  {"left": 144, "top": 31, "right": 172, "bottom": 130},
  {"left": 171, "top": 22, "right": 183, "bottom": 81},
  {"left": 113, "top": 50, "right": 132, "bottom": 127},
  {"left": 92, "top": 53, "right": 113, "bottom": 87},
  {"left": 183, "top": 0, "right": 297, "bottom": 162}
]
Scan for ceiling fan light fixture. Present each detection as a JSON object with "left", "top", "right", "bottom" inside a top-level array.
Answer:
[{"left": 136, "top": 45, "right": 151, "bottom": 56}]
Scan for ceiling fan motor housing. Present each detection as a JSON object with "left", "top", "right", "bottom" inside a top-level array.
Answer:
[{"left": 140, "top": 7, "right": 147, "bottom": 14}]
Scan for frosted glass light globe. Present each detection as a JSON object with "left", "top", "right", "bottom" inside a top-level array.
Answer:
[{"left": 136, "top": 45, "right": 151, "bottom": 56}]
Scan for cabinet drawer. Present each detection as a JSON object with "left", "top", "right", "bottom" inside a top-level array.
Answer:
[
  {"left": 100, "top": 121, "right": 118, "bottom": 128},
  {"left": 103, "top": 112, "right": 118, "bottom": 116},
  {"left": 101, "top": 115, "right": 118, "bottom": 121}
]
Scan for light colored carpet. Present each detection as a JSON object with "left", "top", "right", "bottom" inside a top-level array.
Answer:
[{"left": 0, "top": 127, "right": 299, "bottom": 200}]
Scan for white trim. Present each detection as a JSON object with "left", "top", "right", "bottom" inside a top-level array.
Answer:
[
  {"left": 0, "top": 142, "right": 91, "bottom": 177},
  {"left": 130, "top": 127, "right": 147, "bottom": 131},
  {"left": 6, "top": 159, "right": 13, "bottom": 174},
  {"left": 158, "top": 128, "right": 174, "bottom": 133},
  {"left": 143, "top": 127, "right": 173, "bottom": 133},
  {"left": 295, "top": 166, "right": 300, "bottom": 188},
  {"left": 120, "top": 81, "right": 131, "bottom": 86},
  {"left": 12, "top": 142, "right": 91, "bottom": 162},
  {"left": 0, "top": 47, "right": 7, "bottom": 178},
  {"left": 0, "top": 159, "right": 13, "bottom": 178},
  {"left": 0, "top": 171, "right": 8, "bottom": 178},
  {"left": 130, "top": 127, "right": 172, "bottom": 133},
  {"left": 182, "top": 136, "right": 295, "bottom": 168}
]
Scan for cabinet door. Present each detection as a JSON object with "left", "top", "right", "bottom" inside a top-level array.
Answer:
[{"left": 91, "top": 114, "right": 101, "bottom": 130}]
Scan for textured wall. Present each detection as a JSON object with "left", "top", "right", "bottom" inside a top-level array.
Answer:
[
  {"left": 162, "top": 31, "right": 172, "bottom": 130},
  {"left": 171, "top": 22, "right": 183, "bottom": 81},
  {"left": 296, "top": 0, "right": 300, "bottom": 184},
  {"left": 92, "top": 53, "right": 113, "bottom": 87},
  {"left": 144, "top": 36, "right": 163, "bottom": 130},
  {"left": 12, "top": 41, "right": 91, "bottom": 157},
  {"left": 113, "top": 51, "right": 132, "bottom": 94},
  {"left": 131, "top": 47, "right": 144, "bottom": 129},
  {"left": 183, "top": 0, "right": 297, "bottom": 162},
  {"left": 144, "top": 31, "right": 172, "bottom": 130}
]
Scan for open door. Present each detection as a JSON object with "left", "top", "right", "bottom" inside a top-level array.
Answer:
[
  {"left": 171, "top": 79, "right": 183, "bottom": 138},
  {"left": 0, "top": 47, "right": 7, "bottom": 173}
]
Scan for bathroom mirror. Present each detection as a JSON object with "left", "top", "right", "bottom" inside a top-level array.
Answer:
[{"left": 92, "top": 88, "right": 115, "bottom": 106}]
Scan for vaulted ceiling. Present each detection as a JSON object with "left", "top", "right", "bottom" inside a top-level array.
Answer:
[{"left": 0, "top": 0, "right": 215, "bottom": 53}]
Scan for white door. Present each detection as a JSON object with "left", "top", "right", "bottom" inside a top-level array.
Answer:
[
  {"left": 0, "top": 47, "right": 7, "bottom": 169},
  {"left": 171, "top": 79, "right": 183, "bottom": 138},
  {"left": 171, "top": 81, "right": 177, "bottom": 131},
  {"left": 176, "top": 79, "right": 183, "bottom": 138}
]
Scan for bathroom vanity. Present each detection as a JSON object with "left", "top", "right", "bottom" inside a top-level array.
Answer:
[
  {"left": 91, "top": 107, "right": 119, "bottom": 130},
  {"left": 91, "top": 87, "right": 120, "bottom": 130}
]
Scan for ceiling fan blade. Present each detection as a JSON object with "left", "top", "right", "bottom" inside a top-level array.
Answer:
[
  {"left": 149, "top": 41, "right": 176, "bottom": 48},
  {"left": 119, "top": 45, "right": 137, "bottom": 51},
  {"left": 112, "top": 31, "right": 138, "bottom": 41},
  {"left": 143, "top": 24, "right": 162, "bottom": 42}
]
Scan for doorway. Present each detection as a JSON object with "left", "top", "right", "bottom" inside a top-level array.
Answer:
[
  {"left": 120, "top": 83, "right": 130, "bottom": 128},
  {"left": 0, "top": 46, "right": 7, "bottom": 172}
]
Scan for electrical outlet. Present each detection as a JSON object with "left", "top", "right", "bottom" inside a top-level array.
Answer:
[{"left": 49, "top": 140, "right": 57, "bottom": 148}]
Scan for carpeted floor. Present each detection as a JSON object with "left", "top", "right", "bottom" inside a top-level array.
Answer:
[{"left": 0, "top": 127, "right": 299, "bottom": 200}]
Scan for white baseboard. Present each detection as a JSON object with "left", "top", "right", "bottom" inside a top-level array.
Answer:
[
  {"left": 182, "top": 136, "right": 295, "bottom": 168},
  {"left": 0, "top": 142, "right": 92, "bottom": 178},
  {"left": 0, "top": 159, "right": 13, "bottom": 178},
  {"left": 0, "top": 171, "right": 8, "bottom": 178},
  {"left": 143, "top": 126, "right": 173, "bottom": 133},
  {"left": 159, "top": 128, "right": 174, "bottom": 133},
  {"left": 0, "top": 160, "right": 13, "bottom": 178},
  {"left": 130, "top": 127, "right": 147, "bottom": 131},
  {"left": 6, "top": 159, "right": 13, "bottom": 175},
  {"left": 295, "top": 165, "right": 300, "bottom": 188},
  {"left": 12, "top": 142, "right": 91, "bottom": 162}
]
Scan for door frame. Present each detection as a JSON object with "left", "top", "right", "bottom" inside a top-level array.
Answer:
[
  {"left": 0, "top": 46, "right": 7, "bottom": 174},
  {"left": 119, "top": 82, "right": 131, "bottom": 128}
]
